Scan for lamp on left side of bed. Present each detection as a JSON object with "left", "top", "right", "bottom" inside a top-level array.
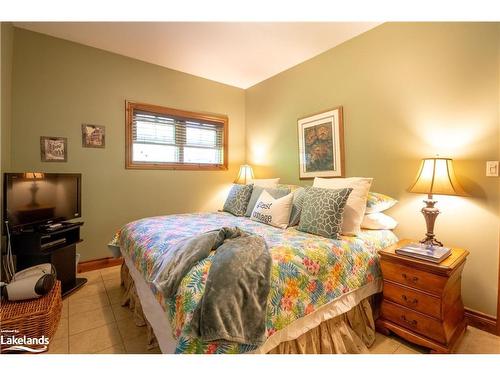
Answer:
[{"left": 234, "top": 164, "right": 254, "bottom": 184}]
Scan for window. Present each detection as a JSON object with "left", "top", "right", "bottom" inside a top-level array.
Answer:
[{"left": 126, "top": 102, "right": 228, "bottom": 170}]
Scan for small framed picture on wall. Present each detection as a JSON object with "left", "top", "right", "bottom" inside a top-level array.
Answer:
[
  {"left": 297, "top": 106, "right": 344, "bottom": 179},
  {"left": 40, "top": 136, "right": 68, "bottom": 162},
  {"left": 82, "top": 124, "right": 105, "bottom": 148}
]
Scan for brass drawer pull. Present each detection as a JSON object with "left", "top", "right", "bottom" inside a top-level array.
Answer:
[
  {"left": 400, "top": 315, "right": 418, "bottom": 327},
  {"left": 401, "top": 295, "right": 418, "bottom": 306},
  {"left": 402, "top": 273, "right": 419, "bottom": 284}
]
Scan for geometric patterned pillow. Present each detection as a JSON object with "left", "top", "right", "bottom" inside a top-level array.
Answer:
[
  {"left": 288, "top": 187, "right": 306, "bottom": 227},
  {"left": 223, "top": 184, "right": 254, "bottom": 216},
  {"left": 297, "top": 187, "right": 353, "bottom": 239},
  {"left": 365, "top": 192, "right": 398, "bottom": 214}
]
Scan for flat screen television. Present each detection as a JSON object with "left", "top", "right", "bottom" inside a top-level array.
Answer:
[{"left": 3, "top": 173, "right": 81, "bottom": 230}]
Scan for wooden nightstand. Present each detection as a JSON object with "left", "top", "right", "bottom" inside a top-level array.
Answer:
[{"left": 376, "top": 239, "right": 469, "bottom": 353}]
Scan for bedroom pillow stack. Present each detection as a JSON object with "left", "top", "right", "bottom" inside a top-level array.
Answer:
[
  {"left": 361, "top": 192, "right": 398, "bottom": 230},
  {"left": 313, "top": 177, "right": 372, "bottom": 236},
  {"left": 297, "top": 187, "right": 352, "bottom": 239},
  {"left": 222, "top": 178, "right": 282, "bottom": 218},
  {"left": 250, "top": 190, "right": 294, "bottom": 229}
]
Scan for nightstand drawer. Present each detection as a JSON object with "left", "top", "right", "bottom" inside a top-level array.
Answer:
[
  {"left": 381, "top": 261, "right": 447, "bottom": 295},
  {"left": 381, "top": 300, "right": 446, "bottom": 344},
  {"left": 383, "top": 280, "right": 441, "bottom": 318}
]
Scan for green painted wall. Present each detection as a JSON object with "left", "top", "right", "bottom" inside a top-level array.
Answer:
[
  {"left": 10, "top": 28, "right": 246, "bottom": 261},
  {"left": 246, "top": 23, "right": 500, "bottom": 316},
  {"left": 1, "top": 22, "right": 14, "bottom": 243},
  {"left": 1, "top": 22, "right": 13, "bottom": 174}
]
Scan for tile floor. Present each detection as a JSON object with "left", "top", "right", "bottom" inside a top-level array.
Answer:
[
  {"left": 370, "top": 326, "right": 500, "bottom": 354},
  {"left": 47, "top": 265, "right": 500, "bottom": 354},
  {"left": 47, "top": 265, "right": 161, "bottom": 354}
]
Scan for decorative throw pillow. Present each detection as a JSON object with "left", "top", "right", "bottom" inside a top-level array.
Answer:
[
  {"left": 245, "top": 186, "right": 291, "bottom": 217},
  {"left": 365, "top": 192, "right": 398, "bottom": 214},
  {"left": 298, "top": 187, "right": 353, "bottom": 239},
  {"left": 288, "top": 187, "right": 306, "bottom": 226},
  {"left": 250, "top": 190, "right": 294, "bottom": 229},
  {"left": 247, "top": 178, "right": 280, "bottom": 188},
  {"left": 313, "top": 177, "right": 373, "bottom": 236},
  {"left": 361, "top": 212, "right": 398, "bottom": 230},
  {"left": 223, "top": 184, "right": 253, "bottom": 216}
]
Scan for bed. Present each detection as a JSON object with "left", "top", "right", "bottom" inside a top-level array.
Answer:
[{"left": 112, "top": 211, "right": 398, "bottom": 354}]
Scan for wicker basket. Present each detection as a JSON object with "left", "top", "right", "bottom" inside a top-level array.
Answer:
[{"left": 0, "top": 281, "right": 62, "bottom": 353}]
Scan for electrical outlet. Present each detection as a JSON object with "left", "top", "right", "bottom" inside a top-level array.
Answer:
[{"left": 486, "top": 161, "right": 499, "bottom": 177}]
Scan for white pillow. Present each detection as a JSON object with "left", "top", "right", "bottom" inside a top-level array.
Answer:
[
  {"left": 250, "top": 190, "right": 293, "bottom": 229},
  {"left": 313, "top": 177, "right": 373, "bottom": 235},
  {"left": 248, "top": 178, "right": 280, "bottom": 188},
  {"left": 361, "top": 212, "right": 398, "bottom": 230}
]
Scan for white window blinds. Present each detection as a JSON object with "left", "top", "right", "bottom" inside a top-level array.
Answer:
[{"left": 131, "top": 110, "right": 225, "bottom": 165}]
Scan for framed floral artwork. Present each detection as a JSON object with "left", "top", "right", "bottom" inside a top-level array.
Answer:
[
  {"left": 82, "top": 124, "right": 105, "bottom": 148},
  {"left": 297, "top": 107, "right": 344, "bottom": 179},
  {"left": 40, "top": 136, "right": 68, "bottom": 162}
]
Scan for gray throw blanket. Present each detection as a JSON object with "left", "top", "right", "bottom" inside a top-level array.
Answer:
[{"left": 149, "top": 227, "right": 271, "bottom": 346}]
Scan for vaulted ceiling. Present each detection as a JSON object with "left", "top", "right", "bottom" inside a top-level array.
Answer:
[{"left": 15, "top": 22, "right": 380, "bottom": 88}]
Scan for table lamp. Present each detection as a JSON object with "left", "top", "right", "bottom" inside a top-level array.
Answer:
[
  {"left": 24, "top": 172, "right": 45, "bottom": 207},
  {"left": 234, "top": 164, "right": 254, "bottom": 184},
  {"left": 408, "top": 157, "right": 468, "bottom": 246}
]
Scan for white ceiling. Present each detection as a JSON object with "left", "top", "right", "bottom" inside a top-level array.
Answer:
[{"left": 14, "top": 22, "right": 380, "bottom": 89}]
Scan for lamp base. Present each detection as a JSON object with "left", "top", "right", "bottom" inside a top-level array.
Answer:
[
  {"left": 419, "top": 237, "right": 443, "bottom": 247},
  {"left": 419, "top": 198, "right": 443, "bottom": 247}
]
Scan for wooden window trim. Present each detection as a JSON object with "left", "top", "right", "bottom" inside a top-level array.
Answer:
[{"left": 125, "top": 101, "right": 228, "bottom": 170}]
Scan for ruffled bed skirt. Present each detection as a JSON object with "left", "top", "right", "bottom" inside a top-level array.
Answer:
[
  {"left": 120, "top": 264, "right": 159, "bottom": 350},
  {"left": 267, "top": 299, "right": 375, "bottom": 354},
  {"left": 120, "top": 264, "right": 377, "bottom": 354}
]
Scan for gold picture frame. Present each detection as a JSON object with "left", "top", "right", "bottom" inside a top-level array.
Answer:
[{"left": 297, "top": 106, "right": 344, "bottom": 179}]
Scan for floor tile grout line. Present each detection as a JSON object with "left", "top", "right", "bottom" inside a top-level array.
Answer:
[
  {"left": 68, "top": 299, "right": 112, "bottom": 316},
  {"left": 67, "top": 276, "right": 118, "bottom": 340},
  {"left": 68, "top": 291, "right": 107, "bottom": 306},
  {"left": 68, "top": 288, "right": 109, "bottom": 303},
  {"left": 68, "top": 318, "right": 117, "bottom": 337},
  {"left": 93, "top": 342, "right": 122, "bottom": 355},
  {"left": 102, "top": 271, "right": 117, "bottom": 306},
  {"left": 101, "top": 268, "right": 128, "bottom": 353},
  {"left": 67, "top": 306, "right": 112, "bottom": 319},
  {"left": 67, "top": 302, "right": 71, "bottom": 354},
  {"left": 67, "top": 322, "right": 121, "bottom": 354},
  {"left": 96, "top": 267, "right": 121, "bottom": 282},
  {"left": 110, "top": 301, "right": 127, "bottom": 323},
  {"left": 391, "top": 341, "right": 401, "bottom": 354},
  {"left": 63, "top": 297, "right": 71, "bottom": 354},
  {"left": 115, "top": 323, "right": 128, "bottom": 353},
  {"left": 68, "top": 280, "right": 114, "bottom": 320}
]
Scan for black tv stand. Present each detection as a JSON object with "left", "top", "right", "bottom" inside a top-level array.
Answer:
[{"left": 10, "top": 222, "right": 87, "bottom": 297}]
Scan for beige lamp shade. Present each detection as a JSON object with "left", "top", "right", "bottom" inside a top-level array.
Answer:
[
  {"left": 408, "top": 158, "right": 468, "bottom": 197},
  {"left": 24, "top": 172, "right": 45, "bottom": 179},
  {"left": 234, "top": 164, "right": 254, "bottom": 184}
]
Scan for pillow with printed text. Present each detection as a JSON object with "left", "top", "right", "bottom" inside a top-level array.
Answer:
[{"left": 250, "top": 190, "right": 294, "bottom": 229}]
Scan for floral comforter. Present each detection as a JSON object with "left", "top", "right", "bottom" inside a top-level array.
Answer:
[{"left": 115, "top": 212, "right": 398, "bottom": 354}]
